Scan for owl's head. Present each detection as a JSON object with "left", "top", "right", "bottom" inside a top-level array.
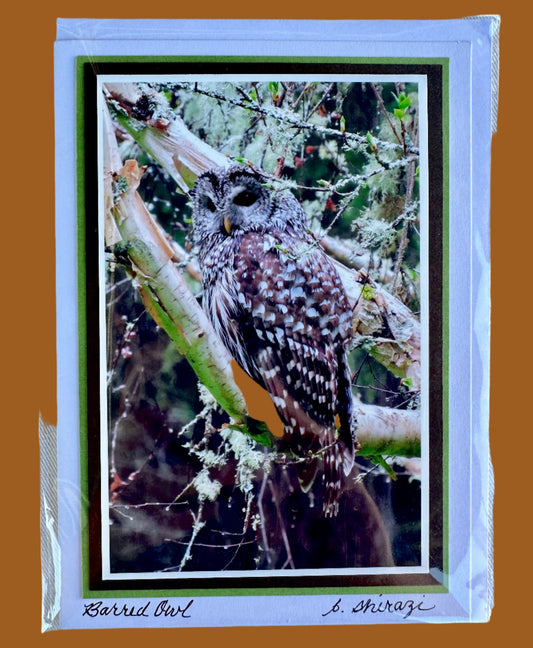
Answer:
[{"left": 191, "top": 164, "right": 307, "bottom": 250}]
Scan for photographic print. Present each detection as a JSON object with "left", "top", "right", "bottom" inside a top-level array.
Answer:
[{"left": 86, "top": 67, "right": 440, "bottom": 589}]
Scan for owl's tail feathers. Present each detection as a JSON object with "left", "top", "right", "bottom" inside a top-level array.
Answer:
[
  {"left": 294, "top": 433, "right": 349, "bottom": 517},
  {"left": 323, "top": 428, "right": 346, "bottom": 518}
]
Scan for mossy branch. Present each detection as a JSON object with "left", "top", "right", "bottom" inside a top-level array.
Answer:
[
  {"left": 332, "top": 262, "right": 421, "bottom": 390},
  {"left": 355, "top": 403, "right": 420, "bottom": 458},
  {"left": 104, "top": 82, "right": 230, "bottom": 192},
  {"left": 166, "top": 81, "right": 419, "bottom": 156}
]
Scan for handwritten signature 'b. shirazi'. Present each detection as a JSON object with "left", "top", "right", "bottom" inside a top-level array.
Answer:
[{"left": 322, "top": 596, "right": 436, "bottom": 620}]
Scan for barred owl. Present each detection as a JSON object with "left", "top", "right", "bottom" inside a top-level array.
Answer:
[{"left": 192, "top": 164, "right": 355, "bottom": 516}]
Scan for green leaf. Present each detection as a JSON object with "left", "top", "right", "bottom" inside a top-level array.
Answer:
[
  {"left": 366, "top": 131, "right": 378, "bottom": 152},
  {"left": 367, "top": 455, "right": 397, "bottom": 481},
  {"left": 399, "top": 95, "right": 411, "bottom": 110},
  {"left": 340, "top": 115, "right": 346, "bottom": 134},
  {"left": 394, "top": 108, "right": 405, "bottom": 121},
  {"left": 268, "top": 81, "right": 279, "bottom": 96}
]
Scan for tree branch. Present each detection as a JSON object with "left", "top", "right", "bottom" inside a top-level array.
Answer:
[
  {"left": 167, "top": 81, "right": 419, "bottom": 156},
  {"left": 354, "top": 402, "right": 420, "bottom": 458},
  {"left": 104, "top": 82, "right": 230, "bottom": 192},
  {"left": 330, "top": 262, "right": 421, "bottom": 390}
]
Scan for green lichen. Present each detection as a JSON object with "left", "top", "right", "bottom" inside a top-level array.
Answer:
[
  {"left": 112, "top": 175, "right": 129, "bottom": 204},
  {"left": 361, "top": 284, "right": 376, "bottom": 300}
]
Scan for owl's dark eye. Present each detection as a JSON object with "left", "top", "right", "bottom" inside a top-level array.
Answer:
[
  {"left": 202, "top": 196, "right": 217, "bottom": 212},
  {"left": 233, "top": 190, "right": 258, "bottom": 207}
]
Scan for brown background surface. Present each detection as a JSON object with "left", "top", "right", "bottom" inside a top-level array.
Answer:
[{"left": 2, "top": 3, "right": 523, "bottom": 645}]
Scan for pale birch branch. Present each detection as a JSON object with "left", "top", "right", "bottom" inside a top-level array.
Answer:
[
  {"left": 104, "top": 82, "right": 230, "bottom": 192},
  {"left": 354, "top": 402, "right": 420, "bottom": 458}
]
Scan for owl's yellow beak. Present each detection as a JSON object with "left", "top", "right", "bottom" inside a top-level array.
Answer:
[{"left": 223, "top": 216, "right": 232, "bottom": 235}]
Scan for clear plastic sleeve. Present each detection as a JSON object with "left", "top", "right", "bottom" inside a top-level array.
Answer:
[{"left": 43, "top": 16, "right": 498, "bottom": 630}]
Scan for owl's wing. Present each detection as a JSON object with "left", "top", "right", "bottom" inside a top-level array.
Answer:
[{"left": 231, "top": 233, "right": 355, "bottom": 463}]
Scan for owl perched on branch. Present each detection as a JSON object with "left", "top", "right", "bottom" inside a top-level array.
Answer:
[{"left": 191, "top": 164, "right": 355, "bottom": 516}]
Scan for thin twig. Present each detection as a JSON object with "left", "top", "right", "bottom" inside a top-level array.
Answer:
[
  {"left": 256, "top": 469, "right": 273, "bottom": 568},
  {"left": 176, "top": 503, "right": 205, "bottom": 571},
  {"left": 222, "top": 490, "right": 254, "bottom": 570},
  {"left": 291, "top": 82, "right": 313, "bottom": 110},
  {"left": 370, "top": 82, "right": 403, "bottom": 148},
  {"left": 304, "top": 82, "right": 335, "bottom": 121},
  {"left": 391, "top": 158, "right": 418, "bottom": 294},
  {"left": 268, "top": 479, "right": 295, "bottom": 569}
]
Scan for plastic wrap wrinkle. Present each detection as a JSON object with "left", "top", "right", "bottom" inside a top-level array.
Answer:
[
  {"left": 39, "top": 416, "right": 61, "bottom": 632},
  {"left": 464, "top": 15, "right": 500, "bottom": 132}
]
